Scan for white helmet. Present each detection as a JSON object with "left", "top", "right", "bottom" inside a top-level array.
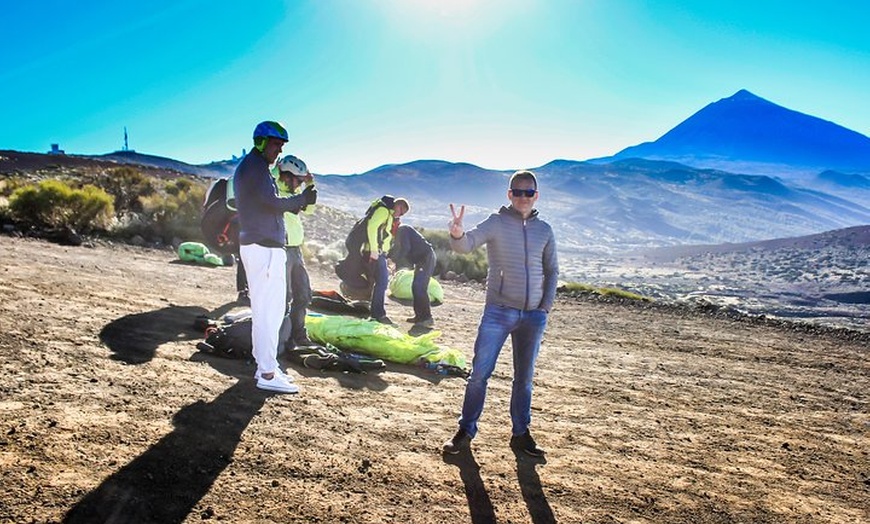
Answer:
[{"left": 278, "top": 155, "right": 309, "bottom": 177}]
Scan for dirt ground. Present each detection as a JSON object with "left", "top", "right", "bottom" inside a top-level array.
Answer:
[{"left": 0, "top": 234, "right": 867, "bottom": 524}]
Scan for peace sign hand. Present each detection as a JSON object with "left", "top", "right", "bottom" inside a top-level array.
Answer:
[{"left": 449, "top": 203, "right": 465, "bottom": 239}]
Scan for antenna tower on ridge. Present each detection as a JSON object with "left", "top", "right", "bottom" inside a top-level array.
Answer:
[{"left": 123, "top": 127, "right": 129, "bottom": 152}]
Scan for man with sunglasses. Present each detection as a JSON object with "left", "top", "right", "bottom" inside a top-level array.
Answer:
[{"left": 443, "top": 170, "right": 559, "bottom": 457}]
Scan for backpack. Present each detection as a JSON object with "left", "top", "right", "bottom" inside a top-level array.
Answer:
[
  {"left": 309, "top": 289, "right": 371, "bottom": 317},
  {"left": 201, "top": 178, "right": 239, "bottom": 256},
  {"left": 343, "top": 195, "right": 396, "bottom": 254},
  {"left": 197, "top": 316, "right": 254, "bottom": 360}
]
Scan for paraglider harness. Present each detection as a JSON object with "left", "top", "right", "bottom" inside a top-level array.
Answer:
[
  {"left": 334, "top": 195, "right": 397, "bottom": 292},
  {"left": 345, "top": 195, "right": 396, "bottom": 256},
  {"left": 200, "top": 178, "right": 239, "bottom": 256}
]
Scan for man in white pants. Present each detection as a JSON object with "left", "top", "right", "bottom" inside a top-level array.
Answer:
[{"left": 233, "top": 121, "right": 318, "bottom": 393}]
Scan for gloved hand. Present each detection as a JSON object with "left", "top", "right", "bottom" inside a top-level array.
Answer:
[{"left": 302, "top": 184, "right": 318, "bottom": 206}]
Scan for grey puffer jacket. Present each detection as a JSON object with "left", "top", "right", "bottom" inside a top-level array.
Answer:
[{"left": 450, "top": 206, "right": 559, "bottom": 311}]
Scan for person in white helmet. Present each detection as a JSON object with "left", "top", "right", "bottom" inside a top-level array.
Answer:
[{"left": 273, "top": 155, "right": 317, "bottom": 350}]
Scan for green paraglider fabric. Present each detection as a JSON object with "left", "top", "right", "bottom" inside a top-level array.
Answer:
[
  {"left": 388, "top": 268, "right": 443, "bottom": 304},
  {"left": 305, "top": 313, "right": 466, "bottom": 369}
]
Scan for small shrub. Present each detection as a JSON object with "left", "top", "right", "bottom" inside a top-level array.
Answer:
[
  {"left": 0, "top": 177, "right": 31, "bottom": 198},
  {"left": 135, "top": 182, "right": 206, "bottom": 243},
  {"left": 165, "top": 178, "right": 193, "bottom": 196},
  {"left": 558, "top": 281, "right": 650, "bottom": 302},
  {"left": 559, "top": 282, "right": 596, "bottom": 294},
  {"left": 310, "top": 239, "right": 345, "bottom": 265},
  {"left": 8, "top": 179, "right": 114, "bottom": 232},
  {"left": 419, "top": 228, "right": 488, "bottom": 281},
  {"left": 92, "top": 167, "right": 156, "bottom": 213}
]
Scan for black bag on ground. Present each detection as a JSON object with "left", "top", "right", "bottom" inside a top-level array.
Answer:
[
  {"left": 284, "top": 344, "right": 386, "bottom": 373},
  {"left": 197, "top": 317, "right": 253, "bottom": 360},
  {"left": 310, "top": 290, "right": 371, "bottom": 317}
]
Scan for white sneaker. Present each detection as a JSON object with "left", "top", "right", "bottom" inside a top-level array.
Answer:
[
  {"left": 256, "top": 371, "right": 299, "bottom": 394},
  {"left": 254, "top": 368, "right": 295, "bottom": 382},
  {"left": 276, "top": 368, "right": 295, "bottom": 382}
]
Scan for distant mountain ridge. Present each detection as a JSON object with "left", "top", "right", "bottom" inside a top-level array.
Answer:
[
  {"left": 95, "top": 151, "right": 238, "bottom": 179},
  {"left": 312, "top": 157, "right": 870, "bottom": 255},
  {"left": 4, "top": 89, "right": 870, "bottom": 253},
  {"left": 600, "top": 89, "right": 870, "bottom": 177}
]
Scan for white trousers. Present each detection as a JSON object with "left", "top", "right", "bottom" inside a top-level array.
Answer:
[{"left": 239, "top": 243, "right": 287, "bottom": 377}]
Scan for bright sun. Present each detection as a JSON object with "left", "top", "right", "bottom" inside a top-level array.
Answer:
[
  {"left": 378, "top": 0, "right": 525, "bottom": 38},
  {"left": 410, "top": 0, "right": 482, "bottom": 17}
]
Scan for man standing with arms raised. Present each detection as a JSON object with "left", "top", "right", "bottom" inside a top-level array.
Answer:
[
  {"left": 442, "top": 170, "right": 559, "bottom": 457},
  {"left": 234, "top": 121, "right": 317, "bottom": 394}
]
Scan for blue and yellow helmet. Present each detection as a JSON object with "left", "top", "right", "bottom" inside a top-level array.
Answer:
[{"left": 252, "top": 121, "right": 289, "bottom": 151}]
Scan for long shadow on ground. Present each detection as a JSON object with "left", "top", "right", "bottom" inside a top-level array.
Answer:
[
  {"left": 443, "top": 449, "right": 497, "bottom": 524},
  {"left": 514, "top": 451, "right": 555, "bottom": 524},
  {"left": 99, "top": 304, "right": 210, "bottom": 364},
  {"left": 63, "top": 381, "right": 267, "bottom": 524}
]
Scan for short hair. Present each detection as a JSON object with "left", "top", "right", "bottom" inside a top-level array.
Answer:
[
  {"left": 509, "top": 170, "right": 538, "bottom": 190},
  {"left": 394, "top": 198, "right": 410, "bottom": 213}
]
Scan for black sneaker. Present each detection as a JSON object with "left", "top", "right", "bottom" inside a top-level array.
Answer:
[
  {"left": 510, "top": 431, "right": 545, "bottom": 457},
  {"left": 371, "top": 316, "right": 395, "bottom": 326},
  {"left": 414, "top": 317, "right": 434, "bottom": 328},
  {"left": 442, "top": 429, "right": 471, "bottom": 455},
  {"left": 293, "top": 336, "right": 318, "bottom": 348}
]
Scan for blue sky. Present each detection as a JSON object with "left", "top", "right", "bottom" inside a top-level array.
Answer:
[{"left": 2, "top": 0, "right": 869, "bottom": 174}]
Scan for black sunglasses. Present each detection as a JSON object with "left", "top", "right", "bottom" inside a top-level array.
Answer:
[{"left": 510, "top": 188, "right": 537, "bottom": 198}]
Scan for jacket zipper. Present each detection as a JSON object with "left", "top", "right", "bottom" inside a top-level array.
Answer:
[{"left": 523, "top": 218, "right": 530, "bottom": 310}]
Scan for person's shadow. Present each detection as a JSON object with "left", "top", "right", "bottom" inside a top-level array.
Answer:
[
  {"left": 513, "top": 450, "right": 555, "bottom": 524},
  {"left": 442, "top": 449, "right": 497, "bottom": 524},
  {"left": 63, "top": 381, "right": 267, "bottom": 523},
  {"left": 442, "top": 447, "right": 556, "bottom": 524},
  {"left": 68, "top": 301, "right": 262, "bottom": 523},
  {"left": 99, "top": 304, "right": 214, "bottom": 364},
  {"left": 84, "top": 301, "right": 456, "bottom": 522}
]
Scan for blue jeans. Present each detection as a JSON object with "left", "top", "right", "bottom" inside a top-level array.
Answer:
[
  {"left": 369, "top": 255, "right": 390, "bottom": 319},
  {"left": 412, "top": 254, "right": 435, "bottom": 320},
  {"left": 459, "top": 304, "right": 548, "bottom": 438}
]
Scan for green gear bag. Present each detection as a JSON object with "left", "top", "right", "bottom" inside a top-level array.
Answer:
[
  {"left": 178, "top": 241, "right": 224, "bottom": 266},
  {"left": 388, "top": 268, "right": 443, "bottom": 304},
  {"left": 305, "top": 314, "right": 466, "bottom": 369}
]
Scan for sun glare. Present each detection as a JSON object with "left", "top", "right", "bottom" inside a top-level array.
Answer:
[
  {"left": 410, "top": 0, "right": 482, "bottom": 18},
  {"left": 378, "top": 0, "right": 529, "bottom": 35}
]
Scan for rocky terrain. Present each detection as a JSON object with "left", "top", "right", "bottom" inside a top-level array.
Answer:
[
  {"left": 0, "top": 234, "right": 868, "bottom": 524},
  {"left": 560, "top": 226, "right": 869, "bottom": 333}
]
